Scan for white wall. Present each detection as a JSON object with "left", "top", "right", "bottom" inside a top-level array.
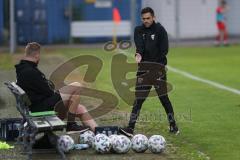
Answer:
[
  {"left": 71, "top": 21, "right": 131, "bottom": 37},
  {"left": 142, "top": 0, "right": 176, "bottom": 38},
  {"left": 179, "top": 0, "right": 218, "bottom": 38},
  {"left": 142, "top": 0, "right": 219, "bottom": 39},
  {"left": 226, "top": 0, "right": 240, "bottom": 35}
]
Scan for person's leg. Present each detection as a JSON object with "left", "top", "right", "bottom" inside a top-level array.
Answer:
[
  {"left": 59, "top": 82, "right": 82, "bottom": 109},
  {"left": 155, "top": 75, "right": 174, "bottom": 120},
  {"left": 223, "top": 25, "right": 229, "bottom": 45},
  {"left": 216, "top": 31, "right": 221, "bottom": 45},
  {"left": 75, "top": 104, "right": 98, "bottom": 131},
  {"left": 219, "top": 22, "right": 229, "bottom": 45},
  {"left": 216, "top": 22, "right": 221, "bottom": 45},
  {"left": 128, "top": 93, "right": 150, "bottom": 130},
  {"left": 128, "top": 74, "right": 152, "bottom": 130},
  {"left": 158, "top": 95, "right": 175, "bottom": 122},
  {"left": 154, "top": 75, "right": 179, "bottom": 134},
  {"left": 220, "top": 30, "right": 224, "bottom": 44},
  {"left": 59, "top": 82, "right": 82, "bottom": 124},
  {"left": 120, "top": 84, "right": 151, "bottom": 137},
  {"left": 58, "top": 82, "right": 97, "bottom": 131}
]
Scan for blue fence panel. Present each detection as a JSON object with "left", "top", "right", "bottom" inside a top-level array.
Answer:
[
  {"left": 46, "top": 0, "right": 70, "bottom": 43},
  {"left": 16, "top": 0, "right": 69, "bottom": 44},
  {"left": 15, "top": 0, "right": 48, "bottom": 44},
  {"left": 0, "top": 0, "right": 3, "bottom": 44},
  {"left": 136, "top": 1, "right": 142, "bottom": 26},
  {"left": 15, "top": 0, "right": 142, "bottom": 44},
  {"left": 15, "top": 0, "right": 32, "bottom": 44},
  {"left": 16, "top": 24, "right": 32, "bottom": 44},
  {"left": 83, "top": 2, "right": 112, "bottom": 21}
]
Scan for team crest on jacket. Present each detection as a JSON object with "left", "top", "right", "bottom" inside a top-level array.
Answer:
[
  {"left": 137, "top": 77, "right": 143, "bottom": 84},
  {"left": 151, "top": 34, "right": 155, "bottom": 40}
]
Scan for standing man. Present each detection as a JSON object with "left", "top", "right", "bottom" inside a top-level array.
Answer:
[
  {"left": 15, "top": 42, "right": 97, "bottom": 133},
  {"left": 120, "top": 7, "right": 179, "bottom": 136},
  {"left": 215, "top": 0, "right": 229, "bottom": 46}
]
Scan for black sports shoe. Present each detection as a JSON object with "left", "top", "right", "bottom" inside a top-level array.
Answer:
[
  {"left": 169, "top": 123, "right": 180, "bottom": 135},
  {"left": 66, "top": 122, "right": 90, "bottom": 134},
  {"left": 119, "top": 127, "right": 134, "bottom": 138}
]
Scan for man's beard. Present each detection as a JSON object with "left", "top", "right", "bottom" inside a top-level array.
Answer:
[{"left": 144, "top": 22, "right": 151, "bottom": 28}]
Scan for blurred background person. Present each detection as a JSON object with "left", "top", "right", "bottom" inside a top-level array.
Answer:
[{"left": 215, "top": 0, "right": 229, "bottom": 46}]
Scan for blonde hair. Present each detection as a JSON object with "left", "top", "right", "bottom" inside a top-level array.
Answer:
[{"left": 25, "top": 42, "right": 41, "bottom": 56}]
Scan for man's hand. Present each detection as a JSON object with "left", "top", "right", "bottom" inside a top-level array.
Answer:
[{"left": 135, "top": 53, "right": 142, "bottom": 63}]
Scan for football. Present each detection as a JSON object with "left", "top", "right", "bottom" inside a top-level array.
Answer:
[
  {"left": 94, "top": 134, "right": 111, "bottom": 153},
  {"left": 111, "top": 135, "right": 131, "bottom": 154},
  {"left": 148, "top": 135, "right": 166, "bottom": 153},
  {"left": 131, "top": 134, "right": 148, "bottom": 153},
  {"left": 109, "top": 134, "right": 118, "bottom": 144},
  {"left": 79, "top": 130, "right": 95, "bottom": 147},
  {"left": 57, "top": 135, "right": 75, "bottom": 153},
  {"left": 109, "top": 134, "right": 119, "bottom": 153}
]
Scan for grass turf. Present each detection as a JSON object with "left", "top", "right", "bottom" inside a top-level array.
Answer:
[{"left": 0, "top": 45, "right": 240, "bottom": 159}]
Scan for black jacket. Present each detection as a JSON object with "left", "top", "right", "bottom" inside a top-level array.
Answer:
[
  {"left": 134, "top": 21, "right": 169, "bottom": 65},
  {"left": 15, "top": 60, "right": 58, "bottom": 110}
]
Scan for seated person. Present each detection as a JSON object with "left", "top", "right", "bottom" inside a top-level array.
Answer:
[{"left": 15, "top": 42, "right": 97, "bottom": 132}]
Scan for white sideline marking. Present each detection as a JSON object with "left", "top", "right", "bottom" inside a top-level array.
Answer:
[{"left": 167, "top": 66, "right": 240, "bottom": 95}]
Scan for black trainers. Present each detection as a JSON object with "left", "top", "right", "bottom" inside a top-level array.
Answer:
[
  {"left": 119, "top": 127, "right": 134, "bottom": 138},
  {"left": 169, "top": 123, "right": 180, "bottom": 135},
  {"left": 66, "top": 122, "right": 90, "bottom": 134}
]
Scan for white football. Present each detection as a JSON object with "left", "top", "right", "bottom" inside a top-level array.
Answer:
[
  {"left": 79, "top": 130, "right": 95, "bottom": 147},
  {"left": 148, "top": 135, "right": 166, "bottom": 153},
  {"left": 131, "top": 134, "right": 148, "bottom": 153},
  {"left": 109, "top": 134, "right": 119, "bottom": 153},
  {"left": 57, "top": 135, "right": 74, "bottom": 153},
  {"left": 109, "top": 134, "right": 119, "bottom": 145},
  {"left": 111, "top": 135, "right": 131, "bottom": 154},
  {"left": 94, "top": 134, "right": 111, "bottom": 153}
]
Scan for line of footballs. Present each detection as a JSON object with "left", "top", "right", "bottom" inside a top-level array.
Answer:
[{"left": 58, "top": 130, "right": 166, "bottom": 154}]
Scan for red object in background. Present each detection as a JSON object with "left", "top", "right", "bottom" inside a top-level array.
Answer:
[
  {"left": 216, "top": 7, "right": 223, "bottom": 14},
  {"left": 217, "top": 22, "right": 226, "bottom": 30},
  {"left": 113, "top": 8, "right": 121, "bottom": 24}
]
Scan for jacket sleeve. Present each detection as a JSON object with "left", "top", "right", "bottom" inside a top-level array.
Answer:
[
  {"left": 134, "top": 27, "right": 145, "bottom": 56},
  {"left": 25, "top": 69, "right": 54, "bottom": 96},
  {"left": 159, "top": 26, "right": 169, "bottom": 56}
]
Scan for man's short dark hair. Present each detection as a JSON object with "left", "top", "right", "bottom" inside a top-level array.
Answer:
[
  {"left": 141, "top": 7, "right": 155, "bottom": 16},
  {"left": 221, "top": 0, "right": 227, "bottom": 6},
  {"left": 25, "top": 42, "right": 41, "bottom": 56}
]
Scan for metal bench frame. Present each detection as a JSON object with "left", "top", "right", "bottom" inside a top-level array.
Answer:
[{"left": 5, "top": 82, "right": 67, "bottom": 160}]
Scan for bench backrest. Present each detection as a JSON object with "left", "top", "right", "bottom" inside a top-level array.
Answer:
[{"left": 4, "top": 82, "right": 31, "bottom": 118}]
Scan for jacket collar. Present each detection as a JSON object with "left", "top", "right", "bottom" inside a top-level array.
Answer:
[{"left": 20, "top": 60, "right": 38, "bottom": 67}]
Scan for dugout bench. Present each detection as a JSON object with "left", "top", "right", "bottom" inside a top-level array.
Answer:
[{"left": 4, "top": 82, "right": 67, "bottom": 160}]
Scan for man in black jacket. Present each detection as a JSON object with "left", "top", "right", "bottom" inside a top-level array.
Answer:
[
  {"left": 15, "top": 42, "right": 97, "bottom": 133},
  {"left": 120, "top": 7, "right": 179, "bottom": 136}
]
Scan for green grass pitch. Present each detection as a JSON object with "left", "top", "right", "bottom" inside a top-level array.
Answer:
[{"left": 0, "top": 45, "right": 239, "bottom": 160}]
